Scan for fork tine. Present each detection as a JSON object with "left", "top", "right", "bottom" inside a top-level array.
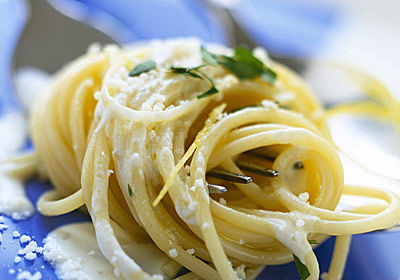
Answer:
[
  {"left": 207, "top": 170, "right": 252, "bottom": 184},
  {"left": 235, "top": 160, "right": 279, "bottom": 177},
  {"left": 207, "top": 183, "right": 227, "bottom": 194}
]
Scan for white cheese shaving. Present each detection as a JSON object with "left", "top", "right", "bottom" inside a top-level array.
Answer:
[
  {"left": 16, "top": 271, "right": 42, "bottom": 280},
  {"left": 219, "top": 198, "right": 227, "bottom": 205},
  {"left": 186, "top": 248, "right": 195, "bottom": 255},
  {"left": 168, "top": 249, "right": 178, "bottom": 258},
  {"left": 235, "top": 264, "right": 246, "bottom": 280},
  {"left": 113, "top": 267, "right": 120, "bottom": 277},
  {"left": 299, "top": 192, "right": 309, "bottom": 202},
  {"left": 261, "top": 99, "right": 279, "bottom": 110},
  {"left": 20, "top": 235, "right": 31, "bottom": 244},
  {"left": 25, "top": 251, "right": 37, "bottom": 261},
  {"left": 296, "top": 219, "right": 305, "bottom": 227}
]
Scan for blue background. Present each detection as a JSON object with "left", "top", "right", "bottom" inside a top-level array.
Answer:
[{"left": 0, "top": 0, "right": 398, "bottom": 279}]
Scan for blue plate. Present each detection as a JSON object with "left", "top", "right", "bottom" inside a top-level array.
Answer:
[{"left": 0, "top": 0, "right": 398, "bottom": 279}]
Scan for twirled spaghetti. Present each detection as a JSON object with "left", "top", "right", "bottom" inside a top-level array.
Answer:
[{"left": 26, "top": 38, "right": 400, "bottom": 280}]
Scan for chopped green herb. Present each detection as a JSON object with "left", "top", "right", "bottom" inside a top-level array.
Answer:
[
  {"left": 218, "top": 55, "right": 260, "bottom": 80},
  {"left": 171, "top": 45, "right": 276, "bottom": 99},
  {"left": 128, "top": 184, "right": 133, "bottom": 197},
  {"left": 200, "top": 46, "right": 219, "bottom": 66},
  {"left": 230, "top": 104, "right": 263, "bottom": 113},
  {"left": 169, "top": 66, "right": 219, "bottom": 99},
  {"left": 169, "top": 66, "right": 204, "bottom": 79},
  {"left": 308, "top": 240, "right": 319, "bottom": 245},
  {"left": 201, "top": 46, "right": 277, "bottom": 84},
  {"left": 129, "top": 60, "right": 156, "bottom": 77},
  {"left": 234, "top": 47, "right": 264, "bottom": 72},
  {"left": 274, "top": 101, "right": 291, "bottom": 110},
  {"left": 197, "top": 85, "right": 218, "bottom": 99},
  {"left": 261, "top": 68, "right": 278, "bottom": 84},
  {"left": 293, "top": 254, "right": 310, "bottom": 280}
]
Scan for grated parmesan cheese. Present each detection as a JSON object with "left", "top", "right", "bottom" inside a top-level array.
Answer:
[
  {"left": 20, "top": 235, "right": 31, "bottom": 244},
  {"left": 168, "top": 249, "right": 178, "bottom": 258},
  {"left": 299, "top": 192, "right": 309, "bottom": 202},
  {"left": 25, "top": 251, "right": 37, "bottom": 261},
  {"left": 296, "top": 219, "right": 305, "bottom": 227},
  {"left": 186, "top": 248, "right": 195, "bottom": 255},
  {"left": 219, "top": 198, "right": 227, "bottom": 205},
  {"left": 16, "top": 271, "right": 42, "bottom": 280}
]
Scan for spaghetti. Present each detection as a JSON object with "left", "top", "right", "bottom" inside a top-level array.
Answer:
[{"left": 24, "top": 38, "right": 400, "bottom": 279}]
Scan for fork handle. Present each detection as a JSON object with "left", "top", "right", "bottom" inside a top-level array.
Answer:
[{"left": 0, "top": 0, "right": 27, "bottom": 114}]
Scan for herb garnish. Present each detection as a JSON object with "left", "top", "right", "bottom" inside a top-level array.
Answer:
[
  {"left": 274, "top": 101, "right": 291, "bottom": 110},
  {"left": 308, "top": 240, "right": 318, "bottom": 245},
  {"left": 129, "top": 60, "right": 156, "bottom": 77},
  {"left": 293, "top": 254, "right": 311, "bottom": 280},
  {"left": 200, "top": 46, "right": 219, "bottom": 66},
  {"left": 169, "top": 45, "right": 277, "bottom": 98},
  {"left": 201, "top": 46, "right": 277, "bottom": 84},
  {"left": 169, "top": 66, "right": 218, "bottom": 99},
  {"left": 128, "top": 184, "right": 133, "bottom": 197}
]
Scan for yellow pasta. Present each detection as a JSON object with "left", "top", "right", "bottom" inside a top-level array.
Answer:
[{"left": 24, "top": 38, "right": 400, "bottom": 280}]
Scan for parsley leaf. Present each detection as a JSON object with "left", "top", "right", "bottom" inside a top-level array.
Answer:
[
  {"left": 171, "top": 45, "right": 277, "bottom": 99},
  {"left": 293, "top": 254, "right": 310, "bottom": 280},
  {"left": 128, "top": 184, "right": 133, "bottom": 197},
  {"left": 274, "top": 101, "right": 291, "bottom": 110},
  {"left": 261, "top": 68, "right": 278, "bottom": 84},
  {"left": 200, "top": 46, "right": 219, "bottom": 66},
  {"left": 168, "top": 66, "right": 219, "bottom": 99},
  {"left": 200, "top": 46, "right": 277, "bottom": 84},
  {"left": 234, "top": 47, "right": 264, "bottom": 72},
  {"left": 170, "top": 66, "right": 204, "bottom": 80},
  {"left": 218, "top": 55, "right": 260, "bottom": 79},
  {"left": 197, "top": 85, "right": 218, "bottom": 99},
  {"left": 129, "top": 60, "right": 156, "bottom": 77}
]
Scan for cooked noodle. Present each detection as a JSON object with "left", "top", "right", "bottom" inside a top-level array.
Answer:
[{"left": 23, "top": 38, "right": 400, "bottom": 280}]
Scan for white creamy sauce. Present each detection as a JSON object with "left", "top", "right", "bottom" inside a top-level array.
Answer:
[
  {"left": 44, "top": 222, "right": 121, "bottom": 280},
  {"left": 44, "top": 222, "right": 171, "bottom": 280},
  {"left": 0, "top": 173, "right": 34, "bottom": 220},
  {"left": 0, "top": 111, "right": 33, "bottom": 220},
  {"left": 15, "top": 67, "right": 50, "bottom": 114},
  {"left": 0, "top": 111, "right": 27, "bottom": 158},
  {"left": 0, "top": 68, "right": 49, "bottom": 220}
]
